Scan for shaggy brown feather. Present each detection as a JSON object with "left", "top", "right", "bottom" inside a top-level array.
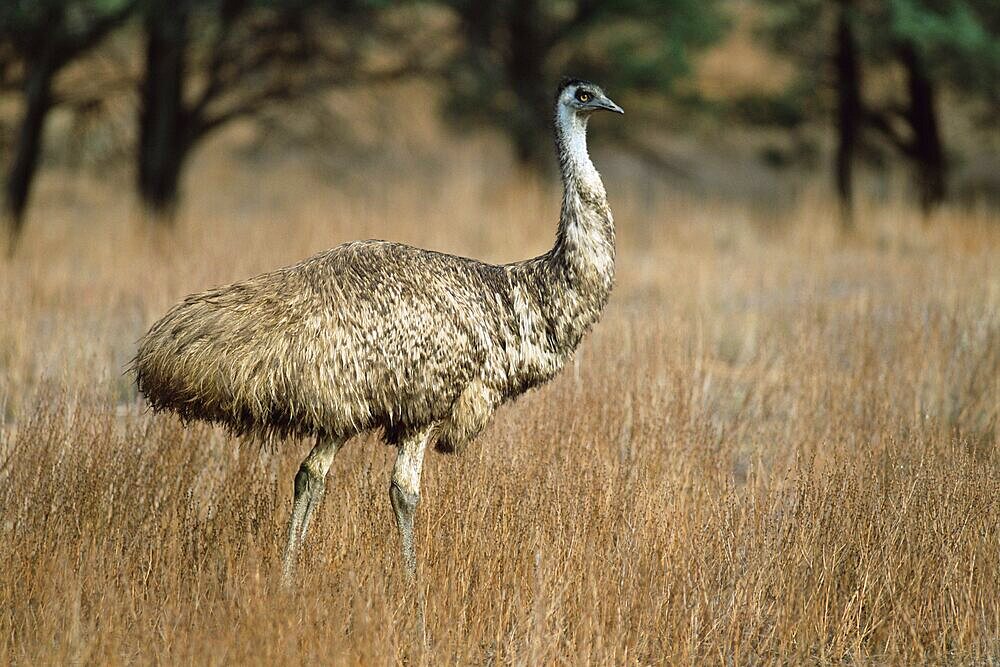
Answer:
[{"left": 133, "top": 80, "right": 617, "bottom": 454}]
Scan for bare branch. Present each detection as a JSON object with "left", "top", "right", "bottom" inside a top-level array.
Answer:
[
  {"left": 196, "top": 59, "right": 425, "bottom": 141},
  {"left": 190, "top": 7, "right": 438, "bottom": 140},
  {"left": 866, "top": 109, "right": 914, "bottom": 157},
  {"left": 58, "top": 1, "right": 139, "bottom": 63}
]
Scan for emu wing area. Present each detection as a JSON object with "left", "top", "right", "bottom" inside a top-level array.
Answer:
[{"left": 134, "top": 241, "right": 512, "bottom": 441}]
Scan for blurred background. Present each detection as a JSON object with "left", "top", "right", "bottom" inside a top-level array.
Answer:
[
  {"left": 2, "top": 5, "right": 999, "bottom": 662},
  {"left": 1, "top": 0, "right": 998, "bottom": 252}
]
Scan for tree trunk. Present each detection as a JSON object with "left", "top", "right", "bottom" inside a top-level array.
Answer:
[
  {"left": 138, "top": 1, "right": 189, "bottom": 224},
  {"left": 899, "top": 43, "right": 946, "bottom": 214},
  {"left": 506, "top": 0, "right": 550, "bottom": 170},
  {"left": 508, "top": 82, "right": 550, "bottom": 169},
  {"left": 834, "top": 0, "right": 862, "bottom": 230},
  {"left": 3, "top": 50, "right": 56, "bottom": 253}
]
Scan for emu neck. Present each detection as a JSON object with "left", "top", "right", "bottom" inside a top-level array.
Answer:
[
  {"left": 550, "top": 106, "right": 615, "bottom": 307},
  {"left": 502, "top": 104, "right": 616, "bottom": 367},
  {"left": 501, "top": 104, "right": 616, "bottom": 385}
]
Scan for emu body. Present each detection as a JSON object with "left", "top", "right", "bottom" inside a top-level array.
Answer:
[
  {"left": 137, "top": 241, "right": 599, "bottom": 452},
  {"left": 133, "top": 78, "right": 622, "bottom": 583}
]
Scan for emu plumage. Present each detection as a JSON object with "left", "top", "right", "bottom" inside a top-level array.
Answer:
[{"left": 133, "top": 78, "right": 623, "bottom": 584}]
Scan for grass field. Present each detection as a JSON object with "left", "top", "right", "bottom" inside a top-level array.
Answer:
[{"left": 1, "top": 143, "right": 998, "bottom": 664}]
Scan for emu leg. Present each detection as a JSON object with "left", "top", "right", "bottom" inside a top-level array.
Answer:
[
  {"left": 282, "top": 436, "right": 343, "bottom": 584},
  {"left": 389, "top": 424, "right": 435, "bottom": 581}
]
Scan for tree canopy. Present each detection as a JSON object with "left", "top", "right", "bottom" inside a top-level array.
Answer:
[{"left": 441, "top": 0, "right": 727, "bottom": 166}]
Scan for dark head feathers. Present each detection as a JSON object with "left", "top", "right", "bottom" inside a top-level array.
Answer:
[{"left": 557, "top": 77, "right": 595, "bottom": 95}]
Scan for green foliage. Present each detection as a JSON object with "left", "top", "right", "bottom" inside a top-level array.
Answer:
[
  {"left": 439, "top": 0, "right": 729, "bottom": 164},
  {"left": 0, "top": 0, "right": 130, "bottom": 32},
  {"left": 886, "top": 0, "right": 1000, "bottom": 99},
  {"left": 752, "top": 0, "right": 999, "bottom": 128},
  {"left": 580, "top": 0, "right": 727, "bottom": 90},
  {"left": 758, "top": 0, "right": 999, "bottom": 103},
  {"left": 0, "top": 0, "right": 135, "bottom": 55}
]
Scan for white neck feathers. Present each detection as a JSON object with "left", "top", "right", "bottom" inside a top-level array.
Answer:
[{"left": 555, "top": 105, "right": 603, "bottom": 195}]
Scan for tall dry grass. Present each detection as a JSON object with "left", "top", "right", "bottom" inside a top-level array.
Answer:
[{"left": 0, "top": 140, "right": 998, "bottom": 664}]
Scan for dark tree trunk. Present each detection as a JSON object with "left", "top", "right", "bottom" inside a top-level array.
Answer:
[
  {"left": 138, "top": 1, "right": 190, "bottom": 224},
  {"left": 506, "top": 0, "right": 550, "bottom": 169},
  {"left": 3, "top": 50, "right": 56, "bottom": 252},
  {"left": 508, "top": 78, "right": 550, "bottom": 169},
  {"left": 899, "top": 43, "right": 946, "bottom": 213},
  {"left": 834, "top": 0, "right": 862, "bottom": 230}
]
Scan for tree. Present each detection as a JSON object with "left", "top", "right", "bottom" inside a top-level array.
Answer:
[
  {"left": 441, "top": 0, "right": 727, "bottom": 169},
  {"left": 135, "top": 0, "right": 433, "bottom": 223},
  {"left": 875, "top": 39, "right": 947, "bottom": 212},
  {"left": 754, "top": 0, "right": 1000, "bottom": 219},
  {"left": 749, "top": 0, "right": 870, "bottom": 226},
  {"left": 834, "top": 0, "right": 863, "bottom": 226},
  {"left": 0, "top": 0, "right": 135, "bottom": 253},
  {"left": 866, "top": 0, "right": 1000, "bottom": 212}
]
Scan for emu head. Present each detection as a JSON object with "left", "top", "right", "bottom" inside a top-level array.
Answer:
[{"left": 556, "top": 78, "right": 624, "bottom": 117}]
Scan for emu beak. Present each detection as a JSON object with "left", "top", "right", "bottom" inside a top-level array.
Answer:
[{"left": 596, "top": 96, "right": 624, "bottom": 114}]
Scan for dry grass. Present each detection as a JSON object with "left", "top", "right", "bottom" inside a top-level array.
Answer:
[{"left": 0, "top": 140, "right": 998, "bottom": 665}]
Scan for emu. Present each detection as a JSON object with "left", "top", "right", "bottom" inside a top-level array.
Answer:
[{"left": 133, "top": 78, "right": 623, "bottom": 583}]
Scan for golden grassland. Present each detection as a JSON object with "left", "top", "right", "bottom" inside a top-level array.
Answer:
[{"left": 0, "top": 144, "right": 998, "bottom": 664}]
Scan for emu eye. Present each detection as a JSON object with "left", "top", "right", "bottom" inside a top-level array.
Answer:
[{"left": 576, "top": 90, "right": 592, "bottom": 103}]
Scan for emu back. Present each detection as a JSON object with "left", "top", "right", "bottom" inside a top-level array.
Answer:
[{"left": 135, "top": 242, "right": 539, "bottom": 449}]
